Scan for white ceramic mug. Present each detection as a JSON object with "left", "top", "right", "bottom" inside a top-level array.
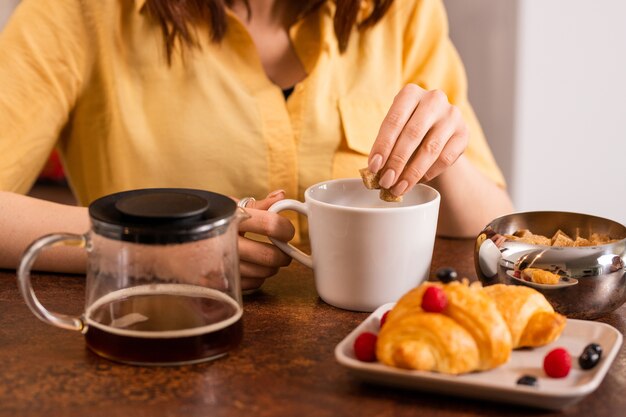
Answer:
[{"left": 268, "top": 178, "right": 440, "bottom": 312}]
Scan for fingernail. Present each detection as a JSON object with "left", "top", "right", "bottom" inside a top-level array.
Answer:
[
  {"left": 379, "top": 169, "right": 396, "bottom": 189},
  {"left": 391, "top": 180, "right": 409, "bottom": 196},
  {"left": 268, "top": 189, "right": 286, "bottom": 199},
  {"left": 368, "top": 154, "right": 383, "bottom": 174}
]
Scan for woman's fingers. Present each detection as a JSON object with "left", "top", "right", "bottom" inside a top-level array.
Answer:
[
  {"left": 380, "top": 90, "right": 450, "bottom": 191},
  {"left": 241, "top": 277, "right": 266, "bottom": 291},
  {"left": 371, "top": 84, "right": 469, "bottom": 197},
  {"left": 239, "top": 260, "right": 279, "bottom": 280},
  {"left": 238, "top": 237, "right": 292, "bottom": 268},
  {"left": 241, "top": 189, "right": 285, "bottom": 211},
  {"left": 368, "top": 84, "right": 425, "bottom": 174},
  {"left": 238, "top": 237, "right": 291, "bottom": 286},
  {"left": 238, "top": 239, "right": 290, "bottom": 285},
  {"left": 238, "top": 240, "right": 289, "bottom": 287},
  {"left": 389, "top": 110, "right": 461, "bottom": 195},
  {"left": 236, "top": 189, "right": 295, "bottom": 241},
  {"left": 233, "top": 189, "right": 295, "bottom": 287},
  {"left": 418, "top": 130, "right": 468, "bottom": 184},
  {"left": 239, "top": 208, "right": 295, "bottom": 242}
]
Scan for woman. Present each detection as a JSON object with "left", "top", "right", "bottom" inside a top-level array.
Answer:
[{"left": 0, "top": 0, "right": 513, "bottom": 289}]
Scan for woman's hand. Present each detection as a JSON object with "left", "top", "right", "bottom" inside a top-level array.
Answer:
[
  {"left": 368, "top": 84, "right": 469, "bottom": 197},
  {"left": 236, "top": 190, "right": 295, "bottom": 291}
]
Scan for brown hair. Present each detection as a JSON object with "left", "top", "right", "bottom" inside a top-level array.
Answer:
[{"left": 143, "top": 0, "right": 394, "bottom": 62}]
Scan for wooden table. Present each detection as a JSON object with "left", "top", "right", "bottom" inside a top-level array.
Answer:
[{"left": 1, "top": 238, "right": 624, "bottom": 417}]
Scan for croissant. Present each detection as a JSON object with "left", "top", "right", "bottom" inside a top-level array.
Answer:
[
  {"left": 483, "top": 284, "right": 566, "bottom": 348},
  {"left": 377, "top": 282, "right": 512, "bottom": 374},
  {"left": 377, "top": 313, "right": 480, "bottom": 374}
]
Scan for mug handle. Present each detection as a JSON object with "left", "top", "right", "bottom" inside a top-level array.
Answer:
[
  {"left": 268, "top": 199, "right": 313, "bottom": 268},
  {"left": 17, "top": 233, "right": 87, "bottom": 332}
]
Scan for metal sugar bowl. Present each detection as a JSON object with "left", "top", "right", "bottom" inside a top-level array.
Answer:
[{"left": 474, "top": 211, "right": 626, "bottom": 320}]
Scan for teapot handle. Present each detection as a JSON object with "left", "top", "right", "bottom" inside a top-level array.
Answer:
[
  {"left": 267, "top": 199, "right": 313, "bottom": 268},
  {"left": 17, "top": 233, "right": 87, "bottom": 332}
]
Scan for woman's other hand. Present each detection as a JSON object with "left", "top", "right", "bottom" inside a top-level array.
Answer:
[
  {"left": 237, "top": 190, "right": 294, "bottom": 291},
  {"left": 368, "top": 83, "right": 469, "bottom": 197}
]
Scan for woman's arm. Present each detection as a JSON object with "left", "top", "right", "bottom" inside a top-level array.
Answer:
[
  {"left": 367, "top": 0, "right": 512, "bottom": 236},
  {"left": 428, "top": 155, "right": 513, "bottom": 237},
  {"left": 0, "top": 190, "right": 295, "bottom": 289},
  {"left": 0, "top": 191, "right": 89, "bottom": 273}
]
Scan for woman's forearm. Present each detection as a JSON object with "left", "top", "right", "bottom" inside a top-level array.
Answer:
[
  {"left": 0, "top": 191, "right": 90, "bottom": 273},
  {"left": 429, "top": 155, "right": 514, "bottom": 238}
]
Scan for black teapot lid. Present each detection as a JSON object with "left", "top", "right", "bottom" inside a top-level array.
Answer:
[{"left": 89, "top": 188, "right": 237, "bottom": 244}]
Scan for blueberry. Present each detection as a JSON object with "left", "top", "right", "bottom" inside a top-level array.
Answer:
[
  {"left": 516, "top": 375, "right": 538, "bottom": 387},
  {"left": 436, "top": 267, "right": 458, "bottom": 283},
  {"left": 579, "top": 343, "right": 602, "bottom": 370},
  {"left": 588, "top": 343, "right": 603, "bottom": 355}
]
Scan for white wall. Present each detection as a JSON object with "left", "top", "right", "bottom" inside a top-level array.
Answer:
[
  {"left": 446, "top": 0, "right": 626, "bottom": 225},
  {"left": 514, "top": 0, "right": 626, "bottom": 224}
]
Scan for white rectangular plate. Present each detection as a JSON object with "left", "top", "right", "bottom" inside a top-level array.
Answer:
[{"left": 335, "top": 303, "right": 623, "bottom": 410}]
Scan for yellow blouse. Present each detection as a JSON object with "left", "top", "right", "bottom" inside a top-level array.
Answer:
[{"left": 0, "top": 0, "right": 504, "bottom": 206}]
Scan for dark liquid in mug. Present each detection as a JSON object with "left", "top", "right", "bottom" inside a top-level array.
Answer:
[{"left": 84, "top": 284, "right": 243, "bottom": 365}]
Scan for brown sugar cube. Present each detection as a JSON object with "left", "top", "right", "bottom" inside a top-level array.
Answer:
[
  {"left": 359, "top": 167, "right": 403, "bottom": 202},
  {"left": 533, "top": 235, "right": 553, "bottom": 246},
  {"left": 551, "top": 229, "right": 574, "bottom": 247},
  {"left": 518, "top": 235, "right": 552, "bottom": 246},
  {"left": 522, "top": 268, "right": 561, "bottom": 285},
  {"left": 514, "top": 229, "right": 533, "bottom": 238},
  {"left": 359, "top": 167, "right": 381, "bottom": 190},
  {"left": 590, "top": 232, "right": 611, "bottom": 245},
  {"left": 379, "top": 188, "right": 403, "bottom": 202},
  {"left": 573, "top": 237, "right": 593, "bottom": 247}
]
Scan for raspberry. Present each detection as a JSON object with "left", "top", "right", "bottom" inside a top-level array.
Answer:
[
  {"left": 421, "top": 286, "right": 448, "bottom": 313},
  {"left": 544, "top": 348, "right": 571, "bottom": 378},
  {"left": 380, "top": 310, "right": 391, "bottom": 328},
  {"left": 353, "top": 332, "right": 378, "bottom": 362}
]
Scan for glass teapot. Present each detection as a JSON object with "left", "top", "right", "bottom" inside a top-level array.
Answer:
[{"left": 18, "top": 188, "right": 249, "bottom": 365}]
